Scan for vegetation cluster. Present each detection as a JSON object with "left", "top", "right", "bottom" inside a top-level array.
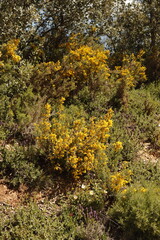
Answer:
[{"left": 0, "top": 0, "right": 160, "bottom": 239}]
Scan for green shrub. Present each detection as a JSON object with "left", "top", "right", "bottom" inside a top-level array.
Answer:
[
  {"left": 0, "top": 203, "right": 59, "bottom": 240},
  {"left": 128, "top": 88, "right": 160, "bottom": 147},
  {"left": 68, "top": 180, "right": 108, "bottom": 211},
  {"left": 0, "top": 202, "right": 108, "bottom": 240},
  {"left": 109, "top": 110, "right": 141, "bottom": 163},
  {"left": 0, "top": 58, "right": 43, "bottom": 144},
  {"left": 0, "top": 145, "right": 43, "bottom": 188},
  {"left": 130, "top": 160, "right": 160, "bottom": 185},
  {"left": 69, "top": 83, "right": 116, "bottom": 117},
  {"left": 108, "top": 182, "right": 160, "bottom": 240},
  {"left": 108, "top": 85, "right": 160, "bottom": 165},
  {"left": 75, "top": 218, "right": 107, "bottom": 240},
  {"left": 145, "top": 81, "right": 160, "bottom": 100}
]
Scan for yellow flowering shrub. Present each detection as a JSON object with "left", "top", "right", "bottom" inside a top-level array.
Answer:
[
  {"left": 0, "top": 39, "right": 21, "bottom": 63},
  {"left": 31, "top": 34, "right": 147, "bottom": 113},
  {"left": 110, "top": 161, "right": 132, "bottom": 192},
  {"left": 36, "top": 98, "right": 114, "bottom": 178},
  {"left": 31, "top": 34, "right": 110, "bottom": 100},
  {"left": 113, "top": 50, "right": 147, "bottom": 106},
  {"left": 115, "top": 50, "right": 147, "bottom": 87},
  {"left": 110, "top": 171, "right": 131, "bottom": 192},
  {"left": 113, "top": 141, "right": 123, "bottom": 152},
  {"left": 63, "top": 44, "right": 110, "bottom": 92}
]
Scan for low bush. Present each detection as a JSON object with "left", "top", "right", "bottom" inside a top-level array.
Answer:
[
  {"left": 36, "top": 98, "right": 121, "bottom": 179},
  {"left": 0, "top": 202, "right": 108, "bottom": 240},
  {"left": 0, "top": 203, "right": 60, "bottom": 240},
  {"left": 68, "top": 179, "right": 108, "bottom": 211},
  {"left": 128, "top": 88, "right": 160, "bottom": 147},
  {"left": 0, "top": 145, "right": 43, "bottom": 188},
  {"left": 109, "top": 110, "right": 141, "bottom": 163},
  {"left": 130, "top": 160, "right": 160, "bottom": 184},
  {"left": 108, "top": 182, "right": 160, "bottom": 240}
]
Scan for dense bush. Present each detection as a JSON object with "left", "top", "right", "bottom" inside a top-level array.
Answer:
[
  {"left": 109, "top": 182, "right": 160, "bottom": 240},
  {"left": 0, "top": 145, "right": 43, "bottom": 188},
  {"left": 130, "top": 160, "right": 160, "bottom": 185},
  {"left": 128, "top": 88, "right": 160, "bottom": 147},
  {"left": 36, "top": 98, "right": 121, "bottom": 178},
  {"left": 31, "top": 34, "right": 112, "bottom": 104},
  {"left": 0, "top": 39, "right": 45, "bottom": 144},
  {"left": 0, "top": 202, "right": 108, "bottom": 240}
]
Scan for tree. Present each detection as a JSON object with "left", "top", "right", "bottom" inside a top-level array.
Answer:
[
  {"left": 0, "top": 0, "right": 39, "bottom": 43},
  {"left": 104, "top": 0, "right": 160, "bottom": 81},
  {"left": 25, "top": 0, "right": 115, "bottom": 61},
  {"left": 0, "top": 0, "right": 115, "bottom": 62}
]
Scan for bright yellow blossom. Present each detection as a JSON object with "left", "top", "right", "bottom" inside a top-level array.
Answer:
[
  {"left": 1, "top": 39, "right": 21, "bottom": 63},
  {"left": 113, "top": 141, "right": 123, "bottom": 152},
  {"left": 36, "top": 101, "right": 115, "bottom": 178}
]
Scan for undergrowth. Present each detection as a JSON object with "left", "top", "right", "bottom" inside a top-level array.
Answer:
[{"left": 0, "top": 36, "right": 160, "bottom": 240}]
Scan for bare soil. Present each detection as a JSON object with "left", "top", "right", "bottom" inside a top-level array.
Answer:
[{"left": 136, "top": 142, "right": 160, "bottom": 164}]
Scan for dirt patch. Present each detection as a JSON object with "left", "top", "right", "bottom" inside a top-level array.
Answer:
[
  {"left": 136, "top": 142, "right": 160, "bottom": 164},
  {"left": 0, "top": 183, "right": 21, "bottom": 207},
  {"left": 0, "top": 181, "right": 54, "bottom": 207}
]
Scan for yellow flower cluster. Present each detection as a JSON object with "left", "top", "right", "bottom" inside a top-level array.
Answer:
[
  {"left": 64, "top": 45, "right": 110, "bottom": 83},
  {"left": 59, "top": 34, "right": 111, "bottom": 95},
  {"left": 115, "top": 51, "right": 147, "bottom": 88},
  {"left": 36, "top": 99, "right": 114, "bottom": 178},
  {"left": 0, "top": 54, "right": 4, "bottom": 68},
  {"left": 113, "top": 141, "right": 123, "bottom": 152},
  {"left": 1, "top": 39, "right": 21, "bottom": 63},
  {"left": 110, "top": 172, "right": 129, "bottom": 192},
  {"left": 121, "top": 186, "right": 147, "bottom": 196},
  {"left": 36, "top": 61, "right": 62, "bottom": 76},
  {"left": 110, "top": 169, "right": 132, "bottom": 192}
]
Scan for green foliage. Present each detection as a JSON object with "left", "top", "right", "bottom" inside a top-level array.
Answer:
[
  {"left": 147, "top": 81, "right": 160, "bottom": 99},
  {"left": 69, "top": 180, "right": 108, "bottom": 211},
  {"left": 109, "top": 182, "right": 160, "bottom": 240},
  {"left": 0, "top": 202, "right": 108, "bottom": 240},
  {"left": 109, "top": 110, "right": 141, "bottom": 162},
  {"left": 128, "top": 88, "right": 160, "bottom": 147},
  {"left": 70, "top": 85, "right": 116, "bottom": 116},
  {"left": 130, "top": 160, "right": 160, "bottom": 185},
  {"left": 75, "top": 218, "right": 107, "bottom": 240},
  {"left": 0, "top": 203, "right": 58, "bottom": 240},
  {"left": 0, "top": 145, "right": 43, "bottom": 188},
  {"left": 0, "top": 1, "right": 39, "bottom": 44},
  {"left": 0, "top": 56, "right": 44, "bottom": 143},
  {"left": 108, "top": 84, "right": 160, "bottom": 165}
]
